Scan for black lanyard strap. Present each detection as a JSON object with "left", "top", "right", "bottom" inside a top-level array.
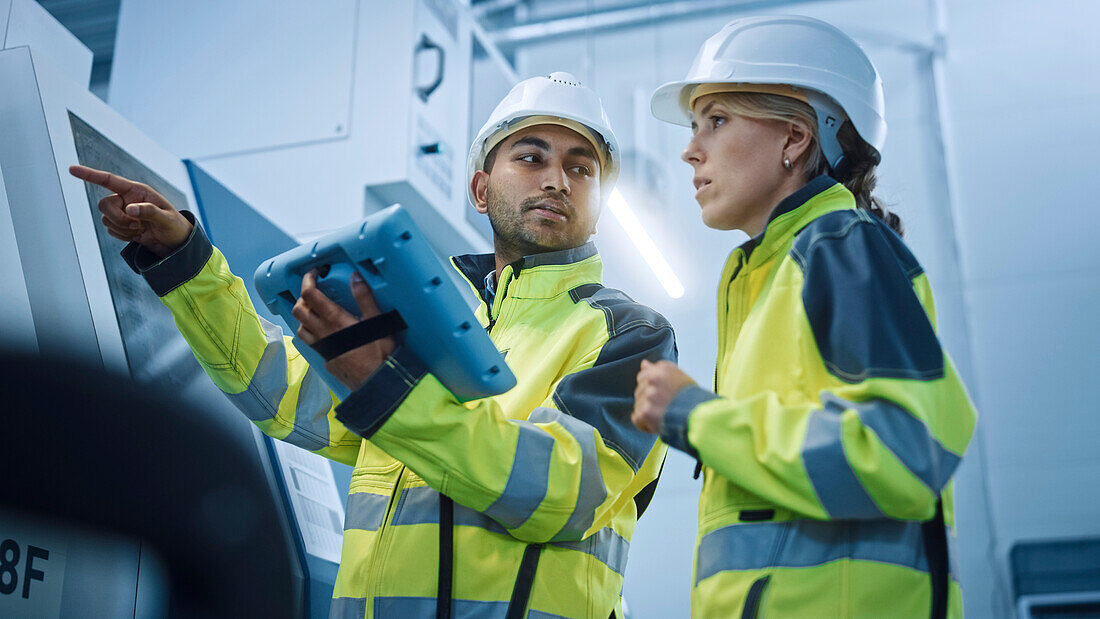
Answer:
[
  {"left": 311, "top": 310, "right": 406, "bottom": 361},
  {"left": 921, "top": 498, "right": 949, "bottom": 619},
  {"left": 505, "top": 543, "right": 544, "bottom": 619},
  {"left": 437, "top": 495, "right": 454, "bottom": 619}
]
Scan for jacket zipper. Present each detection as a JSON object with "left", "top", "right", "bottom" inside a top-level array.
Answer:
[
  {"left": 726, "top": 263, "right": 750, "bottom": 363},
  {"left": 696, "top": 251, "right": 746, "bottom": 481},
  {"left": 488, "top": 267, "right": 516, "bottom": 336},
  {"left": 714, "top": 251, "right": 747, "bottom": 391},
  {"left": 368, "top": 465, "right": 409, "bottom": 601}
]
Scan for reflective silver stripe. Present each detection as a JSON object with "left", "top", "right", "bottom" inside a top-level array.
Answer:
[
  {"left": 374, "top": 597, "right": 505, "bottom": 618},
  {"left": 226, "top": 317, "right": 334, "bottom": 450},
  {"left": 283, "top": 366, "right": 334, "bottom": 451},
  {"left": 803, "top": 392, "right": 962, "bottom": 518},
  {"left": 344, "top": 492, "right": 389, "bottom": 532},
  {"left": 227, "top": 317, "right": 287, "bottom": 422},
  {"left": 391, "top": 487, "right": 628, "bottom": 574},
  {"left": 329, "top": 597, "right": 366, "bottom": 619},
  {"left": 482, "top": 415, "right": 556, "bottom": 529},
  {"left": 802, "top": 396, "right": 885, "bottom": 519},
  {"left": 839, "top": 394, "right": 962, "bottom": 492},
  {"left": 528, "top": 408, "right": 608, "bottom": 541},
  {"left": 391, "top": 486, "right": 508, "bottom": 534},
  {"left": 695, "top": 519, "right": 929, "bottom": 585},
  {"left": 390, "top": 485, "right": 438, "bottom": 525},
  {"left": 551, "top": 526, "right": 630, "bottom": 576},
  {"left": 373, "top": 596, "right": 570, "bottom": 618}
]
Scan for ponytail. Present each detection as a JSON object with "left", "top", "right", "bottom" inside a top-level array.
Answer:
[{"left": 834, "top": 121, "right": 903, "bottom": 237}]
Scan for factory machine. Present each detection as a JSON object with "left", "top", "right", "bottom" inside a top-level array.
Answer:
[
  {"left": 0, "top": 0, "right": 513, "bottom": 616},
  {"left": 107, "top": 0, "right": 509, "bottom": 254}
]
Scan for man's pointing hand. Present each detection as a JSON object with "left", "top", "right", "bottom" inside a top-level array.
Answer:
[{"left": 70, "top": 164, "right": 193, "bottom": 257}]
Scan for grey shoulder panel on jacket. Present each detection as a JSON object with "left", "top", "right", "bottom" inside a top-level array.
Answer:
[
  {"left": 568, "top": 283, "right": 675, "bottom": 337},
  {"left": 789, "top": 209, "right": 943, "bottom": 384},
  {"left": 791, "top": 209, "right": 924, "bottom": 278},
  {"left": 554, "top": 283, "right": 678, "bottom": 471}
]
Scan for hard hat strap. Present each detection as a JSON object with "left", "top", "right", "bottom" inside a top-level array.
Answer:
[{"left": 805, "top": 90, "right": 847, "bottom": 169}]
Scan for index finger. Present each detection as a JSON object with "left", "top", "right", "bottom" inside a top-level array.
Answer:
[
  {"left": 69, "top": 165, "right": 143, "bottom": 194},
  {"left": 350, "top": 272, "right": 381, "bottom": 314},
  {"left": 301, "top": 269, "right": 318, "bottom": 293}
]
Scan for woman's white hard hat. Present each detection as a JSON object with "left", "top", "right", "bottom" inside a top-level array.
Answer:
[
  {"left": 650, "top": 15, "right": 886, "bottom": 169},
  {"left": 467, "top": 72, "right": 620, "bottom": 206}
]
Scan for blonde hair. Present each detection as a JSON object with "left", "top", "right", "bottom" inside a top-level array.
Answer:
[{"left": 713, "top": 92, "right": 903, "bottom": 236}]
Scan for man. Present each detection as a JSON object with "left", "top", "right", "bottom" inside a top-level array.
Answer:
[{"left": 71, "top": 72, "right": 675, "bottom": 618}]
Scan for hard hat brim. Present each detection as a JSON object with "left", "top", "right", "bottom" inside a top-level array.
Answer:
[
  {"left": 650, "top": 80, "right": 697, "bottom": 127},
  {"left": 650, "top": 78, "right": 886, "bottom": 160}
]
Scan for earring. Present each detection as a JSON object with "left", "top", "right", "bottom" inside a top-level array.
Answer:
[{"left": 783, "top": 157, "right": 792, "bottom": 170}]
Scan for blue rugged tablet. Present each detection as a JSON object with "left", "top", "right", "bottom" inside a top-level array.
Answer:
[{"left": 254, "top": 205, "right": 515, "bottom": 402}]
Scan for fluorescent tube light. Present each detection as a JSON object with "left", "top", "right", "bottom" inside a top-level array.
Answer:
[{"left": 607, "top": 188, "right": 684, "bottom": 299}]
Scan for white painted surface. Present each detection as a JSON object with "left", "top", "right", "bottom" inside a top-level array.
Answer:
[
  {"left": 0, "top": 163, "right": 38, "bottom": 354},
  {"left": 110, "top": 0, "right": 357, "bottom": 160},
  {"left": 1, "top": 0, "right": 91, "bottom": 86},
  {"left": 942, "top": 1, "right": 1100, "bottom": 615}
]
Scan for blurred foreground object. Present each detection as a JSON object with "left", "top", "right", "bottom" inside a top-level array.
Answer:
[{"left": 0, "top": 352, "right": 299, "bottom": 618}]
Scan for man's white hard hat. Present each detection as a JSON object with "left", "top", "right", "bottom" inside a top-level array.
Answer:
[
  {"left": 467, "top": 72, "right": 620, "bottom": 206},
  {"left": 650, "top": 15, "right": 886, "bottom": 168}
]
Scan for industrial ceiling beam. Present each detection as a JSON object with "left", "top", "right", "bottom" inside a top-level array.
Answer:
[
  {"left": 470, "top": 10, "right": 521, "bottom": 84},
  {"left": 489, "top": 0, "right": 828, "bottom": 48},
  {"left": 473, "top": 0, "right": 525, "bottom": 18}
]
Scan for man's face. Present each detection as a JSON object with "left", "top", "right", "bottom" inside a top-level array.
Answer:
[{"left": 471, "top": 124, "right": 602, "bottom": 257}]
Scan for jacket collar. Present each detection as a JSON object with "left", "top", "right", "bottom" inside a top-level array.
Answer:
[
  {"left": 452, "top": 241, "right": 602, "bottom": 305},
  {"left": 740, "top": 175, "right": 854, "bottom": 269}
]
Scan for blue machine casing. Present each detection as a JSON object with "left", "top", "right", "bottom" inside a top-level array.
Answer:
[{"left": 254, "top": 204, "right": 516, "bottom": 402}]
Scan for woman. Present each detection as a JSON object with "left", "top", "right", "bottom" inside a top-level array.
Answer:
[{"left": 631, "top": 15, "right": 977, "bottom": 618}]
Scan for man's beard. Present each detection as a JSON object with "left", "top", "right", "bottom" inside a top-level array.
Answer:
[{"left": 486, "top": 187, "right": 579, "bottom": 258}]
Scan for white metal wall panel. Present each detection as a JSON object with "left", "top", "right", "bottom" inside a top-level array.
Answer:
[{"left": 109, "top": 0, "right": 357, "bottom": 160}]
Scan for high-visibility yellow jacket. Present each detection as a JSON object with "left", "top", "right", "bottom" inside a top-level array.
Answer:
[
  {"left": 124, "top": 227, "right": 675, "bottom": 619},
  {"left": 658, "top": 176, "right": 977, "bottom": 618}
]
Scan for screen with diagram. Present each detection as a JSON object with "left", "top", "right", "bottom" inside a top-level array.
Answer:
[{"left": 69, "top": 112, "right": 200, "bottom": 385}]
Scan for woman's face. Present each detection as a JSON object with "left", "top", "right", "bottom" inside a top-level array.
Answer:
[{"left": 681, "top": 94, "right": 791, "bottom": 235}]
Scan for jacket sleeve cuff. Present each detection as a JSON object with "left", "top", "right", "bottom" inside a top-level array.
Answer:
[
  {"left": 335, "top": 345, "right": 430, "bottom": 439},
  {"left": 660, "top": 384, "right": 717, "bottom": 458},
  {"left": 119, "top": 211, "right": 213, "bottom": 297}
]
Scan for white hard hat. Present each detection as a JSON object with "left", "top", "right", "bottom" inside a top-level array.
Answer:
[
  {"left": 467, "top": 72, "right": 620, "bottom": 206},
  {"left": 650, "top": 15, "right": 886, "bottom": 168}
]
